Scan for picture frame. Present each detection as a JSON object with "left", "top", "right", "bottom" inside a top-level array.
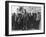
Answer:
[{"left": 5, "top": 1, "right": 45, "bottom": 36}]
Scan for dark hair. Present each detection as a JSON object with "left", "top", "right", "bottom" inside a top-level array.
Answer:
[{"left": 19, "top": 7, "right": 23, "bottom": 11}]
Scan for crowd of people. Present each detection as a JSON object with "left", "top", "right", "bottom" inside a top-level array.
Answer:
[{"left": 12, "top": 7, "right": 41, "bottom": 30}]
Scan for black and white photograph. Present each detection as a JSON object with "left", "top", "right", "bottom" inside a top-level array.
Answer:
[
  {"left": 5, "top": 1, "right": 45, "bottom": 36},
  {"left": 12, "top": 6, "right": 41, "bottom": 30}
]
